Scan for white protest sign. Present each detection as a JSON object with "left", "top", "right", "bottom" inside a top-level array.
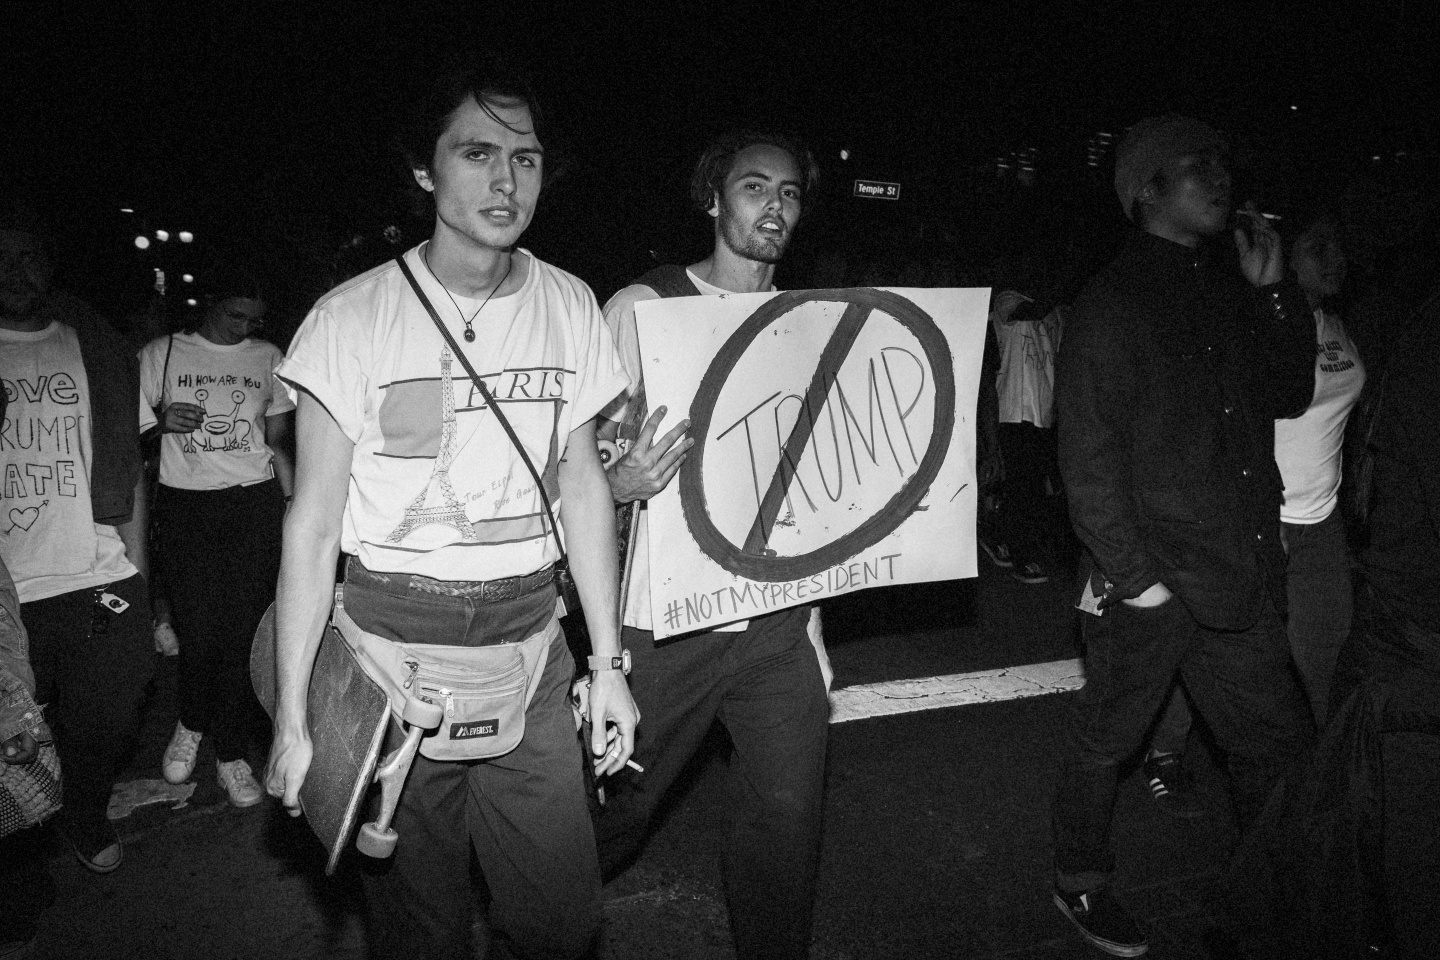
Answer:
[{"left": 635, "top": 287, "right": 988, "bottom": 639}]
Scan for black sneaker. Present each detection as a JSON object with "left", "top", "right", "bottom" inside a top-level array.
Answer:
[
  {"left": 1053, "top": 886, "right": 1149, "bottom": 957},
  {"left": 1010, "top": 558, "right": 1051, "bottom": 584},
  {"left": 979, "top": 536, "right": 1015, "bottom": 569},
  {"left": 55, "top": 815, "right": 123, "bottom": 874},
  {"left": 1144, "top": 752, "right": 1205, "bottom": 820}
]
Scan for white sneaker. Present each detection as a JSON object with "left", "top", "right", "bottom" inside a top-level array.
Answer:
[
  {"left": 217, "top": 759, "right": 264, "bottom": 808},
  {"left": 162, "top": 721, "right": 202, "bottom": 784}
]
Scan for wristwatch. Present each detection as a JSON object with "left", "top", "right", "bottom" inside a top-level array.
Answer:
[{"left": 587, "top": 650, "right": 631, "bottom": 675}]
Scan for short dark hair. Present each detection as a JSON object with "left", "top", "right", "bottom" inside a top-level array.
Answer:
[
  {"left": 690, "top": 129, "right": 820, "bottom": 215},
  {"left": 201, "top": 254, "right": 266, "bottom": 306},
  {"left": 0, "top": 192, "right": 55, "bottom": 258},
  {"left": 397, "top": 55, "right": 550, "bottom": 185}
]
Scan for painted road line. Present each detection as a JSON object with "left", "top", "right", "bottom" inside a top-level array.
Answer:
[{"left": 829, "top": 658, "right": 1083, "bottom": 723}]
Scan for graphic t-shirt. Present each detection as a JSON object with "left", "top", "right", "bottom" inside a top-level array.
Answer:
[
  {"left": 138, "top": 332, "right": 294, "bottom": 490},
  {"left": 990, "top": 290, "right": 1057, "bottom": 428},
  {"left": 0, "top": 322, "right": 137, "bottom": 602},
  {"left": 278, "top": 245, "right": 628, "bottom": 582},
  {"left": 1275, "top": 308, "right": 1366, "bottom": 524}
]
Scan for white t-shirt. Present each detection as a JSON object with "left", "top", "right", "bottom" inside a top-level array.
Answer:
[
  {"left": 0, "top": 322, "right": 137, "bottom": 602},
  {"left": 1275, "top": 308, "right": 1366, "bottom": 524},
  {"left": 138, "top": 332, "right": 294, "bottom": 490},
  {"left": 601, "top": 269, "right": 753, "bottom": 632},
  {"left": 278, "top": 245, "right": 628, "bottom": 582},
  {"left": 990, "top": 290, "right": 1057, "bottom": 428}
]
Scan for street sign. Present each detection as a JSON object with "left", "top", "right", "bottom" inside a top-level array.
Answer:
[{"left": 853, "top": 180, "right": 901, "bottom": 200}]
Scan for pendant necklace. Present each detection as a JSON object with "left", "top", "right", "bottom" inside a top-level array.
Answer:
[{"left": 422, "top": 246, "right": 512, "bottom": 343}]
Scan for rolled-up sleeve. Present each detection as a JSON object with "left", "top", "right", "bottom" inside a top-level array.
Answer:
[{"left": 275, "top": 304, "right": 369, "bottom": 444}]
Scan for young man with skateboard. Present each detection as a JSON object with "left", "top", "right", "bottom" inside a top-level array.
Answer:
[{"left": 264, "top": 61, "right": 636, "bottom": 959}]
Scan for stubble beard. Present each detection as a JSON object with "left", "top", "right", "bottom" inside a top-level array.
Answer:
[{"left": 718, "top": 199, "right": 788, "bottom": 265}]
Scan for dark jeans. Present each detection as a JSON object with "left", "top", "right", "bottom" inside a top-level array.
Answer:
[
  {"left": 1052, "top": 592, "right": 1312, "bottom": 891},
  {"left": 345, "top": 570, "right": 600, "bottom": 960},
  {"left": 1283, "top": 509, "right": 1353, "bottom": 727},
  {"left": 156, "top": 480, "right": 284, "bottom": 761},
  {"left": 1335, "top": 585, "right": 1440, "bottom": 960},
  {"left": 0, "top": 826, "right": 54, "bottom": 937},
  {"left": 996, "top": 422, "right": 1059, "bottom": 561},
  {"left": 21, "top": 574, "right": 153, "bottom": 847},
  {"left": 1150, "top": 509, "right": 1353, "bottom": 753},
  {"left": 596, "top": 605, "right": 829, "bottom": 960}
]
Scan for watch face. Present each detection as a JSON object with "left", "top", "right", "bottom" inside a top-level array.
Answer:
[{"left": 589, "top": 651, "right": 631, "bottom": 675}]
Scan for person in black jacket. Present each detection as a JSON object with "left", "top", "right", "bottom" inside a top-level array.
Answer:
[{"left": 1047, "top": 115, "right": 1316, "bottom": 957}]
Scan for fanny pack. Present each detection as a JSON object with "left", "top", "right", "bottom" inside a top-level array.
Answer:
[{"left": 332, "top": 591, "right": 553, "bottom": 762}]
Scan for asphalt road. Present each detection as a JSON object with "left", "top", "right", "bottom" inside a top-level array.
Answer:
[{"left": 30, "top": 560, "right": 1244, "bottom": 959}]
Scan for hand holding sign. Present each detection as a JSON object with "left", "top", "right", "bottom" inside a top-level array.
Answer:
[{"left": 608, "top": 405, "right": 693, "bottom": 504}]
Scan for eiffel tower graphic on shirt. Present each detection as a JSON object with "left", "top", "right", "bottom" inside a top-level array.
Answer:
[{"left": 386, "top": 344, "right": 480, "bottom": 543}]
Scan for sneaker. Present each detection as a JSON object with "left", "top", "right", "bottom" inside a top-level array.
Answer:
[
  {"left": 979, "top": 537, "right": 1014, "bottom": 569},
  {"left": 1010, "top": 558, "right": 1051, "bottom": 584},
  {"left": 1144, "top": 752, "right": 1205, "bottom": 819},
  {"left": 217, "top": 759, "right": 264, "bottom": 808},
  {"left": 162, "top": 721, "right": 202, "bottom": 784},
  {"left": 57, "top": 819, "right": 123, "bottom": 875},
  {"left": 1053, "top": 886, "right": 1149, "bottom": 957}
]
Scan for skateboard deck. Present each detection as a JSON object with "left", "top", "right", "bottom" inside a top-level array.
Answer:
[
  {"left": 611, "top": 386, "right": 647, "bottom": 613},
  {"left": 251, "top": 602, "right": 390, "bottom": 876}
]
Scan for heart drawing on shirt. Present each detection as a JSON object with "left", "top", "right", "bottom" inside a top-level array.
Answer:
[{"left": 5, "top": 503, "right": 46, "bottom": 534}]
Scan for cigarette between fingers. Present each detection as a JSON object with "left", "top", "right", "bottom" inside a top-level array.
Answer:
[{"left": 626, "top": 759, "right": 644, "bottom": 773}]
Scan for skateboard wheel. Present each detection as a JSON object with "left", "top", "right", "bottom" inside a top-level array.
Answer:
[
  {"left": 356, "top": 822, "right": 398, "bottom": 858},
  {"left": 402, "top": 697, "right": 444, "bottom": 729}
]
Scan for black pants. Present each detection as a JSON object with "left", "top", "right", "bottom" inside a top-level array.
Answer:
[
  {"left": 1052, "top": 593, "right": 1312, "bottom": 891},
  {"left": 22, "top": 574, "right": 153, "bottom": 844},
  {"left": 156, "top": 480, "right": 284, "bottom": 761},
  {"left": 344, "top": 567, "right": 601, "bottom": 960},
  {"left": 596, "top": 605, "right": 829, "bottom": 960},
  {"left": 997, "top": 422, "right": 1059, "bottom": 561}
]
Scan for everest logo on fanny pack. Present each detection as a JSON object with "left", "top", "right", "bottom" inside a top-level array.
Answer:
[{"left": 451, "top": 719, "right": 499, "bottom": 739}]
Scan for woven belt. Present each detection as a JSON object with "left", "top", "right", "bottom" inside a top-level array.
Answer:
[{"left": 345, "top": 557, "right": 556, "bottom": 602}]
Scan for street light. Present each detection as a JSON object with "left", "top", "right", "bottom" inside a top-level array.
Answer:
[
  {"left": 178, "top": 231, "right": 194, "bottom": 243},
  {"left": 182, "top": 273, "right": 194, "bottom": 283},
  {"left": 155, "top": 229, "right": 170, "bottom": 242},
  {"left": 134, "top": 236, "right": 151, "bottom": 250}
]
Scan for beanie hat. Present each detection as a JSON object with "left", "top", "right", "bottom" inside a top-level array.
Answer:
[{"left": 1113, "top": 115, "right": 1227, "bottom": 221}]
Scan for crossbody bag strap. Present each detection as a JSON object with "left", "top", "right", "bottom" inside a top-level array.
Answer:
[
  {"left": 393, "top": 256, "right": 568, "bottom": 566},
  {"left": 161, "top": 334, "right": 174, "bottom": 405}
]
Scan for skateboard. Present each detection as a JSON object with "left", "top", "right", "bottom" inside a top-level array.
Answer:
[
  {"left": 251, "top": 602, "right": 389, "bottom": 876},
  {"left": 608, "top": 384, "right": 648, "bottom": 614}
]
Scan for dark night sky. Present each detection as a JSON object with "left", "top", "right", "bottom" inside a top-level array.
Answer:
[{"left": 6, "top": 0, "right": 1437, "bottom": 318}]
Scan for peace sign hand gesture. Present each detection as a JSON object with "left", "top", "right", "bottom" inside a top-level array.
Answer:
[{"left": 607, "top": 405, "right": 693, "bottom": 504}]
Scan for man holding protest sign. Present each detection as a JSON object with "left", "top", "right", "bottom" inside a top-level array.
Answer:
[
  {"left": 264, "top": 57, "right": 637, "bottom": 959},
  {"left": 596, "top": 130, "right": 830, "bottom": 960},
  {"left": 1049, "top": 115, "right": 1315, "bottom": 956}
]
